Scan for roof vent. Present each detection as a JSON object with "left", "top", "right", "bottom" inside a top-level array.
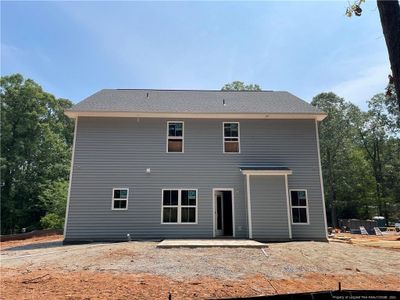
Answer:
[
  {"left": 146, "top": 92, "right": 149, "bottom": 99},
  {"left": 223, "top": 99, "right": 226, "bottom": 106}
]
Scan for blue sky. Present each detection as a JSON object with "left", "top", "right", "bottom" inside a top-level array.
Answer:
[{"left": 1, "top": 1, "right": 390, "bottom": 109}]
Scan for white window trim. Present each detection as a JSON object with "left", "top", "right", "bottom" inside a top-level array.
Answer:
[
  {"left": 289, "top": 189, "right": 310, "bottom": 225},
  {"left": 166, "top": 121, "right": 184, "bottom": 153},
  {"left": 161, "top": 188, "right": 198, "bottom": 224},
  {"left": 223, "top": 122, "right": 240, "bottom": 154},
  {"left": 111, "top": 188, "right": 129, "bottom": 211}
]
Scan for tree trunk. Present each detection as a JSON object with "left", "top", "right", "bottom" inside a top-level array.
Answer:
[
  {"left": 377, "top": 0, "right": 400, "bottom": 110},
  {"left": 372, "top": 141, "right": 382, "bottom": 216},
  {"left": 383, "top": 202, "right": 389, "bottom": 226},
  {"left": 331, "top": 185, "right": 338, "bottom": 228},
  {"left": 376, "top": 180, "right": 382, "bottom": 216}
]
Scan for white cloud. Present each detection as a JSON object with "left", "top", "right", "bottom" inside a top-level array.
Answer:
[{"left": 330, "top": 62, "right": 390, "bottom": 110}]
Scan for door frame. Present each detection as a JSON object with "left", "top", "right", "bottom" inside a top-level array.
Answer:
[{"left": 212, "top": 188, "right": 235, "bottom": 238}]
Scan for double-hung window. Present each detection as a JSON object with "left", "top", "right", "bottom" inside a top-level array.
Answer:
[
  {"left": 162, "top": 189, "right": 197, "bottom": 224},
  {"left": 181, "top": 190, "right": 197, "bottom": 223},
  {"left": 223, "top": 122, "right": 240, "bottom": 153},
  {"left": 290, "top": 190, "right": 309, "bottom": 224},
  {"left": 162, "top": 190, "right": 179, "bottom": 222},
  {"left": 112, "top": 188, "right": 129, "bottom": 210},
  {"left": 167, "top": 121, "right": 184, "bottom": 153}
]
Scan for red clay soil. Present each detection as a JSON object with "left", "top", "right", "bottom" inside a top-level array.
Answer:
[
  {"left": 0, "top": 235, "right": 63, "bottom": 249},
  {"left": 1, "top": 269, "right": 399, "bottom": 300}
]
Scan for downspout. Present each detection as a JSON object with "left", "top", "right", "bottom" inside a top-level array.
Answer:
[
  {"left": 285, "top": 174, "right": 292, "bottom": 239},
  {"left": 246, "top": 174, "right": 253, "bottom": 239}
]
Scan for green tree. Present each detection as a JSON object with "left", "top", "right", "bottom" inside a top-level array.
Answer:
[
  {"left": 313, "top": 90, "right": 400, "bottom": 226},
  {"left": 383, "top": 137, "right": 400, "bottom": 221},
  {"left": 221, "top": 81, "right": 261, "bottom": 91},
  {"left": 311, "top": 92, "right": 359, "bottom": 227},
  {"left": 335, "top": 148, "right": 375, "bottom": 220},
  {"left": 0, "top": 74, "right": 74, "bottom": 234},
  {"left": 357, "top": 93, "right": 400, "bottom": 223},
  {"left": 39, "top": 180, "right": 68, "bottom": 229}
]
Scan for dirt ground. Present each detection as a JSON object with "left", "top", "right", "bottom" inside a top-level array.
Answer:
[
  {"left": 1, "top": 234, "right": 399, "bottom": 299},
  {"left": 330, "top": 232, "right": 400, "bottom": 250},
  {"left": 0, "top": 235, "right": 64, "bottom": 249}
]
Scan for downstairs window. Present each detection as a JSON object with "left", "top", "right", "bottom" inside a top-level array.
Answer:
[
  {"left": 162, "top": 189, "right": 197, "bottom": 223},
  {"left": 112, "top": 188, "right": 129, "bottom": 210},
  {"left": 290, "top": 190, "right": 309, "bottom": 224}
]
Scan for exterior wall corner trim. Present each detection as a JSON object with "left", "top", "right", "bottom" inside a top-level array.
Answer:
[
  {"left": 63, "top": 116, "right": 79, "bottom": 237},
  {"left": 285, "top": 174, "right": 293, "bottom": 239},
  {"left": 315, "top": 120, "right": 328, "bottom": 239}
]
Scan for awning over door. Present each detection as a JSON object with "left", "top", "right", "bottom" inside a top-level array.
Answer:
[{"left": 240, "top": 164, "right": 292, "bottom": 176}]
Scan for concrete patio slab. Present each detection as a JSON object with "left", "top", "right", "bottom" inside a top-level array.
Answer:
[{"left": 157, "top": 239, "right": 268, "bottom": 248}]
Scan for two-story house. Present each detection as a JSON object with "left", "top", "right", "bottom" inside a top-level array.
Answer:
[{"left": 63, "top": 89, "right": 328, "bottom": 243}]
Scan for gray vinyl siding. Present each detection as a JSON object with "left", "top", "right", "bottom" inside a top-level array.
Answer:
[
  {"left": 65, "top": 117, "right": 326, "bottom": 242},
  {"left": 250, "top": 176, "right": 290, "bottom": 240}
]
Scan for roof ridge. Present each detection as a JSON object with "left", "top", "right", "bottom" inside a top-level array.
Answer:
[{"left": 111, "top": 89, "right": 277, "bottom": 92}]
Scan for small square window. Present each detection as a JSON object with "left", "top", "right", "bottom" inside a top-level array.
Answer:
[{"left": 112, "top": 188, "right": 128, "bottom": 210}]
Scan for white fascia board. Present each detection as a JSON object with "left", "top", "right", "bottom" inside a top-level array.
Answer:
[{"left": 64, "top": 111, "right": 327, "bottom": 121}]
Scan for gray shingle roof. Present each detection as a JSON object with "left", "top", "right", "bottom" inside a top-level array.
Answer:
[
  {"left": 239, "top": 164, "right": 291, "bottom": 171},
  {"left": 68, "top": 89, "right": 323, "bottom": 114}
]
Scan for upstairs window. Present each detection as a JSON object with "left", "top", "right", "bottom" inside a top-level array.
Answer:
[
  {"left": 112, "top": 188, "right": 129, "bottom": 210},
  {"left": 223, "top": 122, "right": 240, "bottom": 153},
  {"left": 162, "top": 189, "right": 197, "bottom": 224},
  {"left": 290, "top": 190, "right": 309, "bottom": 224},
  {"left": 167, "top": 121, "right": 184, "bottom": 153}
]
